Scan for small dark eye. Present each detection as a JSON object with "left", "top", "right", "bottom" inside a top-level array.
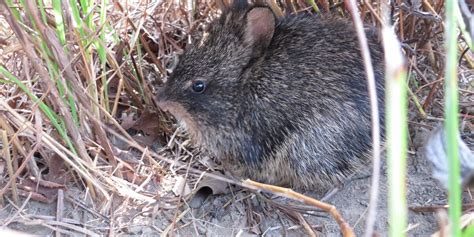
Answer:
[{"left": 191, "top": 80, "right": 206, "bottom": 93}]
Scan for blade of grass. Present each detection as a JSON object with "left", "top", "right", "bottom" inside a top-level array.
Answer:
[
  {"left": 36, "top": 0, "right": 47, "bottom": 24},
  {"left": 25, "top": 1, "right": 80, "bottom": 126},
  {"left": 1, "top": 130, "right": 19, "bottom": 206},
  {"left": 406, "top": 81, "right": 427, "bottom": 119},
  {"left": 345, "top": 0, "right": 382, "bottom": 236},
  {"left": 463, "top": 224, "right": 474, "bottom": 237},
  {"left": 384, "top": 29, "right": 408, "bottom": 236},
  {"left": 445, "top": 0, "right": 461, "bottom": 234},
  {"left": 98, "top": 0, "right": 110, "bottom": 113},
  {"left": 5, "top": 0, "right": 21, "bottom": 20},
  {"left": 52, "top": 0, "right": 66, "bottom": 45},
  {"left": 306, "top": 0, "right": 320, "bottom": 13},
  {"left": 68, "top": 0, "right": 84, "bottom": 32},
  {"left": 381, "top": 1, "right": 409, "bottom": 235},
  {"left": 0, "top": 66, "right": 76, "bottom": 155},
  {"left": 79, "top": 0, "right": 92, "bottom": 30}
]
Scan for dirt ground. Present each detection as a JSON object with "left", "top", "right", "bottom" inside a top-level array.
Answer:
[
  {"left": 2, "top": 99, "right": 474, "bottom": 236},
  {"left": 173, "top": 151, "right": 449, "bottom": 236},
  {"left": 1, "top": 134, "right": 470, "bottom": 236}
]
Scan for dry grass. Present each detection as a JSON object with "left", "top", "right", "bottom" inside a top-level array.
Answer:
[{"left": 0, "top": 0, "right": 472, "bottom": 235}]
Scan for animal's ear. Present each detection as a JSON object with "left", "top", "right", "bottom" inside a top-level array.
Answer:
[{"left": 243, "top": 7, "right": 275, "bottom": 57}]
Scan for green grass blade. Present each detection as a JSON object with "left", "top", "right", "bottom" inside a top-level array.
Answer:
[
  {"left": 445, "top": 0, "right": 461, "bottom": 234},
  {"left": 306, "top": 0, "right": 320, "bottom": 13},
  {"left": 0, "top": 66, "right": 77, "bottom": 155},
  {"left": 5, "top": 0, "right": 21, "bottom": 20},
  {"left": 79, "top": 0, "right": 92, "bottom": 29},
  {"left": 383, "top": 27, "right": 408, "bottom": 237},
  {"left": 36, "top": 0, "right": 48, "bottom": 24},
  {"left": 463, "top": 224, "right": 474, "bottom": 237},
  {"left": 51, "top": 0, "right": 66, "bottom": 45},
  {"left": 98, "top": 0, "right": 110, "bottom": 112},
  {"left": 68, "top": 0, "right": 86, "bottom": 38}
]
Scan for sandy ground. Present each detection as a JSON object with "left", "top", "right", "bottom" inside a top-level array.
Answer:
[
  {"left": 171, "top": 151, "right": 448, "bottom": 236},
  {"left": 1, "top": 140, "right": 462, "bottom": 236}
]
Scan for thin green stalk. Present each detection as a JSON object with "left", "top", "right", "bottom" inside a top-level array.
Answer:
[
  {"left": 98, "top": 0, "right": 110, "bottom": 112},
  {"left": 36, "top": 0, "right": 47, "bottom": 24},
  {"left": 0, "top": 66, "right": 76, "bottom": 155},
  {"left": 445, "top": 0, "right": 461, "bottom": 235},
  {"left": 51, "top": 0, "right": 66, "bottom": 45},
  {"left": 64, "top": 0, "right": 90, "bottom": 124},
  {"left": 130, "top": 40, "right": 147, "bottom": 98},
  {"left": 406, "top": 82, "right": 427, "bottom": 119},
  {"left": 383, "top": 27, "right": 408, "bottom": 236},
  {"left": 306, "top": 0, "right": 320, "bottom": 13},
  {"left": 79, "top": 0, "right": 92, "bottom": 30},
  {"left": 69, "top": 0, "right": 101, "bottom": 117},
  {"left": 5, "top": 0, "right": 21, "bottom": 20},
  {"left": 463, "top": 224, "right": 474, "bottom": 237},
  {"left": 68, "top": 0, "right": 86, "bottom": 39},
  {"left": 38, "top": 38, "right": 80, "bottom": 126},
  {"left": 136, "top": 37, "right": 147, "bottom": 96},
  {"left": 24, "top": 1, "right": 80, "bottom": 126}
]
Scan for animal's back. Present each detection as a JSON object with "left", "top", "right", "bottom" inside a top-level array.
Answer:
[{"left": 236, "top": 14, "right": 385, "bottom": 190}]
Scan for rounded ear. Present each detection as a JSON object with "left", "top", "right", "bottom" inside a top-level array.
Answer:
[{"left": 244, "top": 7, "right": 276, "bottom": 56}]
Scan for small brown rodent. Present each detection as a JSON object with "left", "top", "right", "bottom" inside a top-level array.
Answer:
[{"left": 157, "top": 1, "right": 384, "bottom": 191}]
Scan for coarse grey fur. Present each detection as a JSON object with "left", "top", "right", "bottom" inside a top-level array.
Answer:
[
  {"left": 156, "top": 2, "right": 385, "bottom": 191},
  {"left": 424, "top": 125, "right": 474, "bottom": 189}
]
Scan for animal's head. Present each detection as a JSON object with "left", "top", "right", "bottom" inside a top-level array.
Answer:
[{"left": 156, "top": 3, "right": 276, "bottom": 141}]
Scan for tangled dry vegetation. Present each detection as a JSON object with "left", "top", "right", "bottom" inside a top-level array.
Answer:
[{"left": 0, "top": 0, "right": 472, "bottom": 236}]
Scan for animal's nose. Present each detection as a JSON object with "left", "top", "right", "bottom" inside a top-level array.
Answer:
[
  {"left": 155, "top": 86, "right": 170, "bottom": 111},
  {"left": 157, "top": 101, "right": 170, "bottom": 112}
]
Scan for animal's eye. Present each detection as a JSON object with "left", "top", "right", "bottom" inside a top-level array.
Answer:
[{"left": 191, "top": 80, "right": 206, "bottom": 93}]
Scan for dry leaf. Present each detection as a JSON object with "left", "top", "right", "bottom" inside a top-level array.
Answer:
[
  {"left": 172, "top": 176, "right": 191, "bottom": 197},
  {"left": 195, "top": 174, "right": 230, "bottom": 195},
  {"left": 190, "top": 172, "right": 230, "bottom": 208}
]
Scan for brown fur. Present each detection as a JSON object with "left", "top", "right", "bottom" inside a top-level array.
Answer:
[{"left": 156, "top": 2, "right": 384, "bottom": 191}]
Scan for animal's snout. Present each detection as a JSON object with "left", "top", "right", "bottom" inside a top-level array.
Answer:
[
  {"left": 157, "top": 101, "right": 171, "bottom": 112},
  {"left": 156, "top": 86, "right": 170, "bottom": 112}
]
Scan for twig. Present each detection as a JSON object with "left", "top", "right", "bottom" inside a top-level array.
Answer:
[
  {"left": 0, "top": 120, "right": 41, "bottom": 205},
  {"left": 2, "top": 192, "right": 32, "bottom": 228},
  {"left": 295, "top": 211, "right": 317, "bottom": 237},
  {"left": 1, "top": 130, "right": 19, "bottom": 206},
  {"left": 161, "top": 208, "right": 190, "bottom": 237},
  {"left": 56, "top": 189, "right": 64, "bottom": 237},
  {"left": 344, "top": 0, "right": 382, "bottom": 236},
  {"left": 242, "top": 179, "right": 355, "bottom": 237}
]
